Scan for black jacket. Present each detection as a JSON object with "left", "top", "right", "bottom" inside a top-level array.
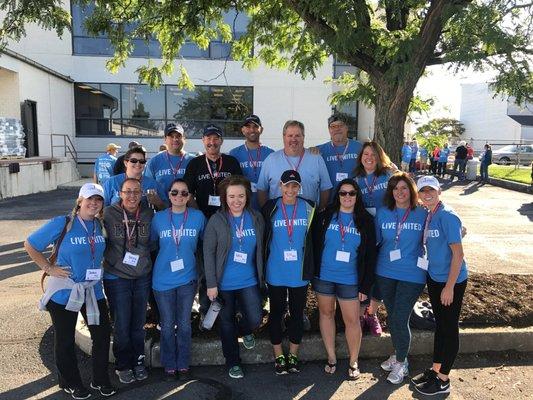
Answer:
[{"left": 311, "top": 208, "right": 376, "bottom": 295}]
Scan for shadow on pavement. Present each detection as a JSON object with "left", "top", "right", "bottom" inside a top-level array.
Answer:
[
  {"left": 0, "top": 241, "right": 50, "bottom": 281},
  {"left": 518, "top": 202, "right": 533, "bottom": 222},
  {"left": 0, "top": 189, "right": 77, "bottom": 221}
]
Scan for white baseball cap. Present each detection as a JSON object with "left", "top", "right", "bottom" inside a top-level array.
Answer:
[
  {"left": 417, "top": 175, "right": 441, "bottom": 191},
  {"left": 79, "top": 183, "right": 104, "bottom": 199}
]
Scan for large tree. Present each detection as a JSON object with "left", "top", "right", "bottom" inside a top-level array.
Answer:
[{"left": 1, "top": 1, "right": 532, "bottom": 161}]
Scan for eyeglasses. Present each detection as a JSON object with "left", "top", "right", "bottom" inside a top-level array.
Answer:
[
  {"left": 339, "top": 191, "right": 357, "bottom": 197},
  {"left": 121, "top": 190, "right": 142, "bottom": 196},
  {"left": 170, "top": 190, "right": 189, "bottom": 197},
  {"left": 127, "top": 158, "right": 146, "bottom": 164}
]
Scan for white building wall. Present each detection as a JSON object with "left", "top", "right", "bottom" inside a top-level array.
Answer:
[{"left": 0, "top": 68, "right": 20, "bottom": 118}]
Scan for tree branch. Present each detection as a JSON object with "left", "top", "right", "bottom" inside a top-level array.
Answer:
[{"left": 427, "top": 46, "right": 533, "bottom": 65}]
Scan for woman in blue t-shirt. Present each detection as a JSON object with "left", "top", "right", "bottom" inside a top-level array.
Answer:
[
  {"left": 261, "top": 170, "right": 316, "bottom": 375},
  {"left": 311, "top": 179, "right": 376, "bottom": 380},
  {"left": 150, "top": 178, "right": 206, "bottom": 380},
  {"left": 411, "top": 176, "right": 468, "bottom": 396},
  {"left": 203, "top": 175, "right": 265, "bottom": 379},
  {"left": 24, "top": 183, "right": 115, "bottom": 399},
  {"left": 374, "top": 172, "right": 427, "bottom": 385}
]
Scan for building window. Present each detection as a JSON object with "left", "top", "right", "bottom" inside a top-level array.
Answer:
[
  {"left": 74, "top": 83, "right": 253, "bottom": 138},
  {"left": 332, "top": 57, "right": 358, "bottom": 139}
]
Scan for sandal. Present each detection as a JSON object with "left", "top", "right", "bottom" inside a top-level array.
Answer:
[
  {"left": 324, "top": 361, "right": 337, "bottom": 374},
  {"left": 348, "top": 363, "right": 360, "bottom": 380}
]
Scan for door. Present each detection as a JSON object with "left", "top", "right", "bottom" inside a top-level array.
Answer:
[{"left": 20, "top": 100, "right": 39, "bottom": 157}]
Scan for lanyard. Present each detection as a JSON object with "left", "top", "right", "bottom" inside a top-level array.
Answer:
[
  {"left": 283, "top": 151, "right": 305, "bottom": 172},
  {"left": 166, "top": 151, "right": 185, "bottom": 178},
  {"left": 230, "top": 212, "right": 246, "bottom": 249},
  {"left": 205, "top": 155, "right": 223, "bottom": 193},
  {"left": 281, "top": 200, "right": 298, "bottom": 248},
  {"left": 364, "top": 174, "right": 378, "bottom": 196},
  {"left": 122, "top": 206, "right": 140, "bottom": 250},
  {"left": 169, "top": 208, "right": 188, "bottom": 251},
  {"left": 331, "top": 141, "right": 349, "bottom": 167},
  {"left": 394, "top": 207, "right": 411, "bottom": 248},
  {"left": 245, "top": 144, "right": 262, "bottom": 178},
  {"left": 77, "top": 215, "right": 96, "bottom": 267},
  {"left": 423, "top": 201, "right": 441, "bottom": 248},
  {"left": 338, "top": 213, "right": 354, "bottom": 250}
]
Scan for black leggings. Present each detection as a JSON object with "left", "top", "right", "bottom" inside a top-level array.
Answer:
[
  {"left": 268, "top": 284, "right": 308, "bottom": 345},
  {"left": 47, "top": 299, "right": 112, "bottom": 388},
  {"left": 427, "top": 277, "right": 467, "bottom": 375}
]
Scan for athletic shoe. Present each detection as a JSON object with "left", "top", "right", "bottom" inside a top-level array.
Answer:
[
  {"left": 62, "top": 386, "right": 91, "bottom": 400},
  {"left": 163, "top": 368, "right": 177, "bottom": 381},
  {"left": 303, "top": 314, "right": 311, "bottom": 331},
  {"left": 89, "top": 382, "right": 117, "bottom": 397},
  {"left": 134, "top": 365, "right": 148, "bottom": 381},
  {"left": 380, "top": 355, "right": 397, "bottom": 372},
  {"left": 411, "top": 368, "right": 437, "bottom": 386},
  {"left": 415, "top": 375, "right": 451, "bottom": 395},
  {"left": 274, "top": 355, "right": 288, "bottom": 375},
  {"left": 228, "top": 365, "right": 244, "bottom": 379},
  {"left": 365, "top": 314, "right": 383, "bottom": 336},
  {"left": 242, "top": 334, "right": 256, "bottom": 350},
  {"left": 387, "top": 360, "right": 409, "bottom": 384},
  {"left": 115, "top": 369, "right": 135, "bottom": 384},
  {"left": 287, "top": 353, "right": 300, "bottom": 373}
]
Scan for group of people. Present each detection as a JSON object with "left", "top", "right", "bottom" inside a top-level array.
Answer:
[{"left": 26, "top": 114, "right": 468, "bottom": 399}]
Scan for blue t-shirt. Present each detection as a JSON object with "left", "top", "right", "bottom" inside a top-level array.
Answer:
[
  {"left": 266, "top": 198, "right": 310, "bottom": 287},
  {"left": 150, "top": 207, "right": 206, "bottom": 291},
  {"left": 410, "top": 145, "right": 418, "bottom": 160},
  {"left": 220, "top": 210, "right": 258, "bottom": 291},
  {"left": 375, "top": 206, "right": 427, "bottom": 284},
  {"left": 94, "top": 153, "right": 117, "bottom": 184},
  {"left": 438, "top": 148, "right": 450, "bottom": 162},
  {"left": 257, "top": 149, "right": 332, "bottom": 203},
  {"left": 317, "top": 139, "right": 363, "bottom": 187},
  {"left": 425, "top": 204, "right": 468, "bottom": 283},
  {"left": 401, "top": 145, "right": 412, "bottom": 163},
  {"left": 144, "top": 151, "right": 194, "bottom": 193},
  {"left": 419, "top": 148, "right": 428, "bottom": 158},
  {"left": 319, "top": 211, "right": 361, "bottom": 285},
  {"left": 229, "top": 144, "right": 274, "bottom": 210},
  {"left": 103, "top": 173, "right": 168, "bottom": 207},
  {"left": 27, "top": 216, "right": 106, "bottom": 305},
  {"left": 355, "top": 171, "right": 392, "bottom": 213}
]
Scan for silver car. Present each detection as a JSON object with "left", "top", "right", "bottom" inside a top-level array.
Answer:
[{"left": 492, "top": 144, "right": 533, "bottom": 165}]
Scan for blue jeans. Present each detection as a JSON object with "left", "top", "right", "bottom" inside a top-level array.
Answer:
[
  {"left": 480, "top": 162, "right": 489, "bottom": 181},
  {"left": 452, "top": 159, "right": 467, "bottom": 180},
  {"left": 218, "top": 285, "right": 263, "bottom": 367},
  {"left": 154, "top": 280, "right": 197, "bottom": 370},
  {"left": 376, "top": 276, "right": 425, "bottom": 362},
  {"left": 104, "top": 274, "right": 151, "bottom": 371}
]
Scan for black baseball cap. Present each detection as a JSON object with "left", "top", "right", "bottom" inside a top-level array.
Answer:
[
  {"left": 203, "top": 124, "right": 223, "bottom": 137},
  {"left": 128, "top": 141, "right": 140, "bottom": 149},
  {"left": 328, "top": 114, "right": 347, "bottom": 126},
  {"left": 280, "top": 170, "right": 301, "bottom": 185},
  {"left": 242, "top": 114, "right": 262, "bottom": 127},
  {"left": 164, "top": 123, "right": 185, "bottom": 136}
]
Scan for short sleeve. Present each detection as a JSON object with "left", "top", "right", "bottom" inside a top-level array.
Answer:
[
  {"left": 256, "top": 154, "right": 272, "bottom": 191},
  {"left": 317, "top": 156, "right": 333, "bottom": 191},
  {"left": 27, "top": 216, "right": 67, "bottom": 252},
  {"left": 144, "top": 157, "right": 156, "bottom": 180},
  {"left": 374, "top": 209, "right": 383, "bottom": 245},
  {"left": 441, "top": 212, "right": 463, "bottom": 245}
]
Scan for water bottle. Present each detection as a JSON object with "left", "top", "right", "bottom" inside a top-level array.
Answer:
[{"left": 202, "top": 298, "right": 223, "bottom": 330}]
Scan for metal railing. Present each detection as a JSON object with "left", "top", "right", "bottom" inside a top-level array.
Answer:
[{"left": 50, "top": 134, "right": 78, "bottom": 163}]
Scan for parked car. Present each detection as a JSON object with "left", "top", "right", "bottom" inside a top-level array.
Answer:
[{"left": 492, "top": 144, "right": 533, "bottom": 165}]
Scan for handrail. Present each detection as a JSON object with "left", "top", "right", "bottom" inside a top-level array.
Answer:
[{"left": 50, "top": 134, "right": 78, "bottom": 164}]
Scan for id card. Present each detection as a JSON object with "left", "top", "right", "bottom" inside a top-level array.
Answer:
[
  {"left": 234, "top": 251, "right": 248, "bottom": 264},
  {"left": 417, "top": 257, "right": 429, "bottom": 271},
  {"left": 389, "top": 249, "right": 401, "bottom": 262},
  {"left": 283, "top": 250, "right": 298, "bottom": 262},
  {"left": 335, "top": 250, "right": 351, "bottom": 263},
  {"left": 365, "top": 207, "right": 377, "bottom": 217},
  {"left": 208, "top": 195, "right": 221, "bottom": 206},
  {"left": 170, "top": 259, "right": 184, "bottom": 272},
  {"left": 336, "top": 172, "right": 349, "bottom": 182},
  {"left": 251, "top": 182, "right": 258, "bottom": 193},
  {"left": 85, "top": 268, "right": 102, "bottom": 281},
  {"left": 123, "top": 252, "right": 139, "bottom": 267}
]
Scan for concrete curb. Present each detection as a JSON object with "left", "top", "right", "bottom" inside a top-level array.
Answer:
[
  {"left": 75, "top": 317, "right": 533, "bottom": 367},
  {"left": 485, "top": 176, "right": 533, "bottom": 194}
]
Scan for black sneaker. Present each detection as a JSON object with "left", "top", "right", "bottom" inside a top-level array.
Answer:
[
  {"left": 90, "top": 383, "right": 117, "bottom": 397},
  {"left": 287, "top": 353, "right": 300, "bottom": 374},
  {"left": 63, "top": 386, "right": 91, "bottom": 400},
  {"left": 411, "top": 368, "right": 437, "bottom": 386},
  {"left": 274, "top": 355, "right": 288, "bottom": 375},
  {"left": 415, "top": 375, "right": 451, "bottom": 395}
]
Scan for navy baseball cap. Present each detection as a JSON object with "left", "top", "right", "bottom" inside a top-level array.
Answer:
[
  {"left": 203, "top": 124, "right": 223, "bottom": 137},
  {"left": 242, "top": 114, "right": 262, "bottom": 127},
  {"left": 164, "top": 123, "right": 185, "bottom": 136},
  {"left": 280, "top": 170, "right": 301, "bottom": 185}
]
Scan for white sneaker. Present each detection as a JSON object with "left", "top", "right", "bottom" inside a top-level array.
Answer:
[
  {"left": 380, "top": 355, "right": 397, "bottom": 372},
  {"left": 387, "top": 360, "right": 409, "bottom": 384}
]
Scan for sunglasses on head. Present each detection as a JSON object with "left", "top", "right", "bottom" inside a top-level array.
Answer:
[
  {"left": 339, "top": 190, "right": 357, "bottom": 197},
  {"left": 127, "top": 158, "right": 146, "bottom": 164},
  {"left": 170, "top": 190, "right": 189, "bottom": 197}
]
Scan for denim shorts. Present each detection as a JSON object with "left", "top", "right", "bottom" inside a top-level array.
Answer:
[{"left": 312, "top": 277, "right": 358, "bottom": 300}]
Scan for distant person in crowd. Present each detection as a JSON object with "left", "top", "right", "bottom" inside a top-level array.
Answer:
[
  {"left": 158, "top": 144, "right": 168, "bottom": 153},
  {"left": 204, "top": 175, "right": 265, "bottom": 379},
  {"left": 450, "top": 141, "right": 468, "bottom": 181},
  {"left": 409, "top": 140, "right": 418, "bottom": 173},
  {"left": 114, "top": 141, "right": 140, "bottom": 176},
  {"left": 24, "top": 183, "right": 116, "bottom": 399},
  {"left": 479, "top": 144, "right": 492, "bottom": 183},
  {"left": 437, "top": 144, "right": 450, "bottom": 178},
  {"left": 374, "top": 173, "right": 427, "bottom": 385},
  {"left": 400, "top": 141, "right": 412, "bottom": 173},
  {"left": 102, "top": 178, "right": 153, "bottom": 384},
  {"left": 103, "top": 146, "right": 167, "bottom": 210},
  {"left": 94, "top": 143, "right": 120, "bottom": 184},
  {"left": 466, "top": 143, "right": 474, "bottom": 160},
  {"left": 419, "top": 145, "right": 429, "bottom": 174},
  {"left": 431, "top": 146, "right": 440, "bottom": 175},
  {"left": 257, "top": 120, "right": 332, "bottom": 210},
  {"left": 144, "top": 123, "right": 194, "bottom": 193},
  {"left": 229, "top": 115, "right": 274, "bottom": 210},
  {"left": 311, "top": 179, "right": 376, "bottom": 380},
  {"left": 150, "top": 178, "right": 206, "bottom": 381},
  {"left": 412, "top": 176, "right": 468, "bottom": 396},
  {"left": 316, "top": 114, "right": 362, "bottom": 192},
  {"left": 262, "top": 170, "right": 316, "bottom": 375}
]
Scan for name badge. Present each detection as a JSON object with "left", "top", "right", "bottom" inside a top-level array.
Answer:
[
  {"left": 389, "top": 249, "right": 401, "bottom": 262},
  {"left": 336, "top": 172, "right": 349, "bottom": 181},
  {"left": 234, "top": 251, "right": 248, "bottom": 264},
  {"left": 85, "top": 268, "right": 102, "bottom": 281},
  {"left": 123, "top": 252, "right": 139, "bottom": 267},
  {"left": 417, "top": 257, "right": 429, "bottom": 271},
  {"left": 170, "top": 259, "right": 184, "bottom": 272},
  {"left": 208, "top": 195, "right": 221, "bottom": 206},
  {"left": 251, "top": 182, "right": 258, "bottom": 193},
  {"left": 336, "top": 250, "right": 351, "bottom": 262},
  {"left": 284, "top": 250, "right": 298, "bottom": 262},
  {"left": 365, "top": 207, "right": 377, "bottom": 217}
]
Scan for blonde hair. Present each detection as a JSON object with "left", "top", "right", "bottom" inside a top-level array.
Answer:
[{"left": 71, "top": 197, "right": 106, "bottom": 237}]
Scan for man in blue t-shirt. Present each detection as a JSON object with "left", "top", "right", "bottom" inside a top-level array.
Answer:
[
  {"left": 94, "top": 143, "right": 120, "bottom": 184},
  {"left": 229, "top": 115, "right": 274, "bottom": 210},
  {"left": 401, "top": 142, "right": 412, "bottom": 172}
]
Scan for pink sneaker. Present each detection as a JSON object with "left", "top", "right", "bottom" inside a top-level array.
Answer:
[{"left": 365, "top": 313, "right": 382, "bottom": 336}]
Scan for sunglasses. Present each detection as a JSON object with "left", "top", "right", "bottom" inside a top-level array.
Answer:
[
  {"left": 339, "top": 190, "right": 357, "bottom": 197},
  {"left": 170, "top": 190, "right": 189, "bottom": 197},
  {"left": 127, "top": 158, "right": 147, "bottom": 164}
]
